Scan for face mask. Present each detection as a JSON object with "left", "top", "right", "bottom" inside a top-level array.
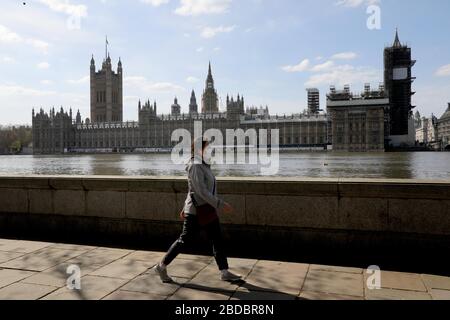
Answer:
[{"left": 203, "top": 150, "right": 213, "bottom": 165}]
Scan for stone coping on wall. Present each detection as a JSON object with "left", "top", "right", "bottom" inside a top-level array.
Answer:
[
  {"left": 0, "top": 175, "right": 449, "bottom": 242},
  {"left": 0, "top": 175, "right": 449, "bottom": 200}
]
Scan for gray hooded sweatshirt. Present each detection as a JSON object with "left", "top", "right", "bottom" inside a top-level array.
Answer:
[{"left": 183, "top": 157, "right": 225, "bottom": 215}]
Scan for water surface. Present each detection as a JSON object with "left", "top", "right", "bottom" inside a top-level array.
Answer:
[{"left": 1, "top": 152, "right": 449, "bottom": 180}]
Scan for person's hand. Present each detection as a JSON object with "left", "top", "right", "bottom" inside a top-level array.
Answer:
[
  {"left": 179, "top": 210, "right": 186, "bottom": 220},
  {"left": 222, "top": 202, "right": 234, "bottom": 214}
]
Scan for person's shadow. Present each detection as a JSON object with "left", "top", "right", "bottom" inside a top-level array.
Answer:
[{"left": 176, "top": 279, "right": 299, "bottom": 300}]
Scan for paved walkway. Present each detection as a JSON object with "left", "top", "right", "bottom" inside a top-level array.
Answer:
[{"left": 0, "top": 238, "right": 449, "bottom": 300}]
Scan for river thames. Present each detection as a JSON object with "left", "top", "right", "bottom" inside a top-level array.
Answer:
[{"left": 1, "top": 152, "right": 449, "bottom": 180}]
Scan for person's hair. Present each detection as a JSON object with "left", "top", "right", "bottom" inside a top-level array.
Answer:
[{"left": 191, "top": 138, "right": 209, "bottom": 158}]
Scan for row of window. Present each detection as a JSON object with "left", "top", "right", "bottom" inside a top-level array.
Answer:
[
  {"left": 95, "top": 115, "right": 122, "bottom": 122},
  {"left": 337, "top": 135, "right": 381, "bottom": 144},
  {"left": 338, "top": 122, "right": 381, "bottom": 130},
  {"left": 96, "top": 91, "right": 120, "bottom": 103},
  {"left": 96, "top": 91, "right": 106, "bottom": 103},
  {"left": 67, "top": 136, "right": 327, "bottom": 148}
]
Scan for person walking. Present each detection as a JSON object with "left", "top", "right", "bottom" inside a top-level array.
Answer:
[{"left": 154, "top": 138, "right": 242, "bottom": 283}]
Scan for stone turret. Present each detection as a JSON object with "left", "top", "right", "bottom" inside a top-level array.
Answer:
[
  {"left": 189, "top": 90, "right": 198, "bottom": 114},
  {"left": 171, "top": 97, "right": 181, "bottom": 116},
  {"left": 90, "top": 42, "right": 123, "bottom": 123},
  {"left": 201, "top": 62, "right": 219, "bottom": 113}
]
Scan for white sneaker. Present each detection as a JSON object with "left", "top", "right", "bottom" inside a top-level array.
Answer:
[
  {"left": 220, "top": 270, "right": 242, "bottom": 282},
  {"left": 155, "top": 264, "right": 173, "bottom": 283}
]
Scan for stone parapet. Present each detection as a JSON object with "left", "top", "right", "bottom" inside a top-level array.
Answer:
[{"left": 0, "top": 175, "right": 449, "bottom": 254}]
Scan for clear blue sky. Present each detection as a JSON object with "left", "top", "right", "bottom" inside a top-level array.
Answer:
[{"left": 1, "top": 0, "right": 449, "bottom": 125}]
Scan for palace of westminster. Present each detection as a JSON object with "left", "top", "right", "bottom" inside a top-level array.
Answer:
[{"left": 33, "top": 31, "right": 445, "bottom": 155}]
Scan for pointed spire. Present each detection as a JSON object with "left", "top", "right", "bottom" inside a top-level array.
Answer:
[
  {"left": 75, "top": 109, "right": 82, "bottom": 124},
  {"left": 105, "top": 35, "right": 109, "bottom": 60},
  {"left": 393, "top": 28, "right": 402, "bottom": 48},
  {"left": 205, "top": 61, "right": 215, "bottom": 92}
]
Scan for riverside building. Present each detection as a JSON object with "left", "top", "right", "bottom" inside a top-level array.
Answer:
[{"left": 32, "top": 57, "right": 329, "bottom": 154}]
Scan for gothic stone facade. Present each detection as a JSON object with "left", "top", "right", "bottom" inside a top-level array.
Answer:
[
  {"left": 32, "top": 61, "right": 329, "bottom": 154},
  {"left": 327, "top": 85, "right": 387, "bottom": 152},
  {"left": 90, "top": 54, "right": 123, "bottom": 123},
  {"left": 32, "top": 107, "right": 75, "bottom": 154},
  {"left": 438, "top": 103, "right": 450, "bottom": 150},
  {"left": 33, "top": 110, "right": 329, "bottom": 154}
]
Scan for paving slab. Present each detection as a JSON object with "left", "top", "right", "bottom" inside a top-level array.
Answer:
[
  {"left": 302, "top": 270, "right": 364, "bottom": 297},
  {"left": 365, "top": 288, "right": 432, "bottom": 300},
  {"left": 232, "top": 288, "right": 296, "bottom": 301},
  {"left": 89, "top": 258, "right": 157, "bottom": 280},
  {"left": 155, "top": 259, "right": 209, "bottom": 279},
  {"left": 177, "top": 254, "right": 214, "bottom": 263},
  {"left": 103, "top": 290, "right": 167, "bottom": 300},
  {"left": 95, "top": 248, "right": 134, "bottom": 256},
  {"left": 22, "top": 261, "right": 105, "bottom": 288},
  {"left": 0, "top": 251, "right": 25, "bottom": 264},
  {"left": 48, "top": 243, "right": 98, "bottom": 251},
  {"left": 369, "top": 271, "right": 428, "bottom": 292},
  {"left": 429, "top": 289, "right": 450, "bottom": 300},
  {"left": 227, "top": 258, "right": 258, "bottom": 277},
  {"left": 1, "top": 238, "right": 450, "bottom": 301},
  {"left": 0, "top": 269, "right": 36, "bottom": 289},
  {"left": 243, "top": 260, "right": 309, "bottom": 296},
  {"left": 0, "top": 283, "right": 57, "bottom": 300},
  {"left": 186, "top": 264, "right": 242, "bottom": 294},
  {"left": 64, "top": 248, "right": 132, "bottom": 267},
  {"left": 299, "top": 291, "right": 363, "bottom": 300},
  {"left": 41, "top": 275, "right": 128, "bottom": 300},
  {"left": 0, "top": 247, "right": 89, "bottom": 272},
  {"left": 310, "top": 264, "right": 363, "bottom": 274},
  {"left": 21, "top": 265, "right": 74, "bottom": 288},
  {"left": 125, "top": 250, "right": 165, "bottom": 262},
  {"left": 76, "top": 247, "right": 132, "bottom": 257},
  {"left": 422, "top": 274, "right": 450, "bottom": 291},
  {"left": 0, "top": 240, "right": 52, "bottom": 254},
  {"left": 169, "top": 287, "right": 232, "bottom": 300},
  {"left": 121, "top": 273, "right": 188, "bottom": 296}
]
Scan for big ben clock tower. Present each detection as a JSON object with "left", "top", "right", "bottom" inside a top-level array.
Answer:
[{"left": 384, "top": 29, "right": 416, "bottom": 140}]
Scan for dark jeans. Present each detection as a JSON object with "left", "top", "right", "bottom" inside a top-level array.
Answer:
[{"left": 162, "top": 214, "right": 229, "bottom": 271}]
